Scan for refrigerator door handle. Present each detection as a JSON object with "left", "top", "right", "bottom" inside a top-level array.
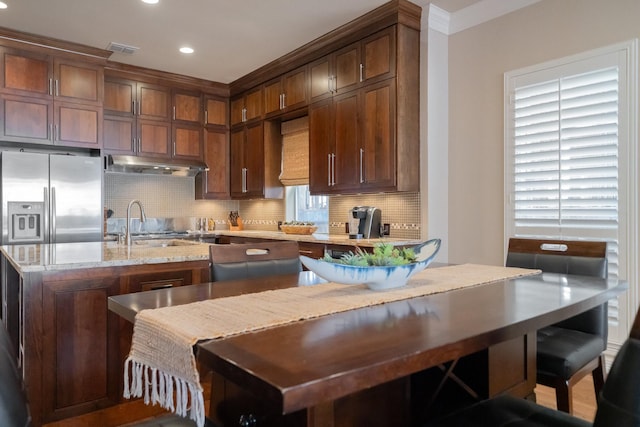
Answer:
[
  {"left": 50, "top": 187, "right": 56, "bottom": 244},
  {"left": 43, "top": 187, "right": 50, "bottom": 244}
]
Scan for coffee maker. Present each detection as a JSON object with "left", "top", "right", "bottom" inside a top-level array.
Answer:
[{"left": 348, "top": 206, "right": 382, "bottom": 239}]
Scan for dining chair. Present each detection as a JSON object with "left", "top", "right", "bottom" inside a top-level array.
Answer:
[
  {"left": 425, "top": 304, "right": 640, "bottom": 427},
  {"left": 505, "top": 238, "right": 608, "bottom": 414},
  {"left": 209, "top": 240, "right": 302, "bottom": 282}
]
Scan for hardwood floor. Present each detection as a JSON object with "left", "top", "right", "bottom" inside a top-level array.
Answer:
[
  {"left": 42, "top": 375, "right": 598, "bottom": 426},
  {"left": 535, "top": 376, "right": 598, "bottom": 422}
]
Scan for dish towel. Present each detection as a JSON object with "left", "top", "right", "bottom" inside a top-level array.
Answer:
[{"left": 123, "top": 263, "right": 539, "bottom": 426}]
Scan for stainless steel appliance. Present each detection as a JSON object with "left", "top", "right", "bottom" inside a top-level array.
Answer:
[
  {"left": 348, "top": 206, "right": 382, "bottom": 239},
  {"left": 0, "top": 151, "right": 103, "bottom": 244}
]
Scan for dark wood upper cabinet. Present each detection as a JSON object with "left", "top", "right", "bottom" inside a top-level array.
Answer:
[
  {"left": 103, "top": 79, "right": 135, "bottom": 116},
  {"left": 263, "top": 66, "right": 308, "bottom": 117},
  {"left": 359, "top": 79, "right": 396, "bottom": 191},
  {"left": 103, "top": 76, "right": 204, "bottom": 161},
  {"left": 309, "top": 42, "right": 360, "bottom": 103},
  {"left": 196, "top": 128, "right": 230, "bottom": 200},
  {"left": 196, "top": 95, "right": 230, "bottom": 200},
  {"left": 0, "top": 46, "right": 103, "bottom": 148},
  {"left": 230, "top": 121, "right": 264, "bottom": 199},
  {"left": 173, "top": 89, "right": 202, "bottom": 124},
  {"left": 0, "top": 47, "right": 51, "bottom": 97},
  {"left": 204, "top": 95, "right": 228, "bottom": 127},
  {"left": 309, "top": 91, "right": 360, "bottom": 195},
  {"left": 172, "top": 123, "right": 203, "bottom": 160},
  {"left": 138, "top": 119, "right": 171, "bottom": 157},
  {"left": 172, "top": 90, "right": 203, "bottom": 159},
  {"left": 309, "top": 23, "right": 418, "bottom": 195},
  {"left": 103, "top": 77, "right": 171, "bottom": 157},
  {"left": 360, "top": 27, "right": 396, "bottom": 84},
  {"left": 230, "top": 86, "right": 262, "bottom": 126},
  {"left": 137, "top": 82, "right": 171, "bottom": 121}
]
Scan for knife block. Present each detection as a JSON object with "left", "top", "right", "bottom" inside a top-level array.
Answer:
[{"left": 228, "top": 217, "right": 243, "bottom": 231}]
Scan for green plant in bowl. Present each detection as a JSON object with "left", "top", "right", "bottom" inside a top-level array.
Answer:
[
  {"left": 322, "top": 243, "right": 417, "bottom": 266},
  {"left": 300, "top": 239, "right": 441, "bottom": 290}
]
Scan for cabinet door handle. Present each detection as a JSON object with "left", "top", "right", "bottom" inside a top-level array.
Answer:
[
  {"left": 150, "top": 283, "right": 174, "bottom": 290},
  {"left": 359, "top": 63, "right": 364, "bottom": 82},
  {"left": 132, "top": 100, "right": 136, "bottom": 116},
  {"left": 173, "top": 141, "right": 176, "bottom": 156},
  {"left": 137, "top": 138, "right": 141, "bottom": 153},
  {"left": 242, "top": 167, "right": 247, "bottom": 193},
  {"left": 173, "top": 105, "right": 176, "bottom": 121},
  {"left": 53, "top": 124, "right": 58, "bottom": 142},
  {"left": 360, "top": 148, "right": 364, "bottom": 183},
  {"left": 55, "top": 79, "right": 59, "bottom": 97},
  {"left": 327, "top": 154, "right": 331, "bottom": 186},
  {"left": 204, "top": 110, "right": 208, "bottom": 125},
  {"left": 331, "top": 153, "right": 336, "bottom": 186},
  {"left": 281, "top": 93, "right": 286, "bottom": 109},
  {"left": 49, "top": 78, "right": 53, "bottom": 96}
]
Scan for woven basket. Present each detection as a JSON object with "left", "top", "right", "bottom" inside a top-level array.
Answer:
[{"left": 280, "top": 225, "right": 318, "bottom": 235}]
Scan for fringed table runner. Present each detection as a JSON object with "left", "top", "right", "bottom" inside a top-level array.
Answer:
[{"left": 123, "top": 263, "right": 538, "bottom": 426}]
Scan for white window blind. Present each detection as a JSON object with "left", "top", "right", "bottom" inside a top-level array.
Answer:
[
  {"left": 511, "top": 66, "right": 619, "bottom": 240},
  {"left": 505, "top": 43, "right": 636, "bottom": 347}
]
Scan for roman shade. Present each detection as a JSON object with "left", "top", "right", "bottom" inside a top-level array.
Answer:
[{"left": 279, "top": 116, "right": 309, "bottom": 186}]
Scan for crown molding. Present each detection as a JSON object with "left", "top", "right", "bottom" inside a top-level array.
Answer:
[
  {"left": 428, "top": 4, "right": 450, "bottom": 35},
  {"left": 424, "top": 0, "right": 540, "bottom": 35}
]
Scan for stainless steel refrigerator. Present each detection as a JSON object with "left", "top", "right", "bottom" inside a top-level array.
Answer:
[{"left": 0, "top": 151, "right": 103, "bottom": 244}]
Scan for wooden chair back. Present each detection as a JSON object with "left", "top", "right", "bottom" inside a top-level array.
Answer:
[{"left": 507, "top": 238, "right": 607, "bottom": 258}]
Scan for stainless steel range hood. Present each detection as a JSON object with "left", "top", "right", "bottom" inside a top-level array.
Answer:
[{"left": 104, "top": 155, "right": 208, "bottom": 177}]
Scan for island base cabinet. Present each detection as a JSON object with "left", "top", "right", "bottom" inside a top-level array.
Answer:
[
  {"left": 15, "top": 261, "right": 210, "bottom": 426},
  {"left": 41, "top": 276, "right": 122, "bottom": 422}
]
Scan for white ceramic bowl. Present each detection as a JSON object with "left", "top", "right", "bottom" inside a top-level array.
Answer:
[{"left": 300, "top": 239, "right": 441, "bottom": 291}]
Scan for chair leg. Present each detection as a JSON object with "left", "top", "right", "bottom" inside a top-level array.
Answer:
[
  {"left": 592, "top": 354, "right": 606, "bottom": 399},
  {"left": 555, "top": 379, "right": 573, "bottom": 414}
]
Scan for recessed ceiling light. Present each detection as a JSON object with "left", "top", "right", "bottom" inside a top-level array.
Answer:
[
  {"left": 0, "top": 2, "right": 8, "bottom": 9},
  {"left": 179, "top": 47, "right": 194, "bottom": 54},
  {"left": 141, "top": 0, "right": 158, "bottom": 4}
]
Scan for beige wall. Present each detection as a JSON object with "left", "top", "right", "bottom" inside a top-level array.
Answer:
[{"left": 446, "top": 0, "right": 640, "bottom": 265}]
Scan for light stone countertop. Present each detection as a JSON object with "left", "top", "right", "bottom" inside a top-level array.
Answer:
[
  {"left": 1, "top": 232, "right": 423, "bottom": 274},
  {"left": 212, "top": 230, "right": 422, "bottom": 247},
  {"left": 1, "top": 240, "right": 211, "bottom": 273}
]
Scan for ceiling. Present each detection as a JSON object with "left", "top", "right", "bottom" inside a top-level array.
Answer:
[{"left": 0, "top": 0, "right": 479, "bottom": 84}]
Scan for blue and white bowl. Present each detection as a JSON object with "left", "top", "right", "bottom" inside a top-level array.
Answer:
[{"left": 300, "top": 239, "right": 441, "bottom": 291}]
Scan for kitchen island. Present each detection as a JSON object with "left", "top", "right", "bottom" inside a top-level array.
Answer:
[
  {"left": 0, "top": 240, "right": 213, "bottom": 426},
  {"left": 0, "top": 234, "right": 422, "bottom": 426}
]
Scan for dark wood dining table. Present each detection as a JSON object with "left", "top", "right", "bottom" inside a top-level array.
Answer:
[{"left": 108, "top": 267, "right": 627, "bottom": 427}]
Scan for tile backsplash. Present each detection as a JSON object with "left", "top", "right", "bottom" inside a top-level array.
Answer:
[{"left": 105, "top": 174, "right": 421, "bottom": 239}]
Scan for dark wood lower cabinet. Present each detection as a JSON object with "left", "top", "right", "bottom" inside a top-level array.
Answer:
[
  {"left": 6, "top": 259, "right": 210, "bottom": 426},
  {"left": 42, "top": 276, "right": 121, "bottom": 421}
]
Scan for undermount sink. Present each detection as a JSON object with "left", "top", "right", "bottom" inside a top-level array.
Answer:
[{"left": 133, "top": 239, "right": 201, "bottom": 248}]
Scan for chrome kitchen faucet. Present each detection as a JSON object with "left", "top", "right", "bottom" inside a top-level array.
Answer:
[{"left": 125, "top": 200, "right": 147, "bottom": 246}]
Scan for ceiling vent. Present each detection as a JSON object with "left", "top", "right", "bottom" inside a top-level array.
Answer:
[{"left": 106, "top": 42, "right": 139, "bottom": 55}]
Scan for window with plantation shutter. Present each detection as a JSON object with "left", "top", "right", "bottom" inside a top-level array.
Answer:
[{"left": 505, "top": 42, "right": 637, "bottom": 349}]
